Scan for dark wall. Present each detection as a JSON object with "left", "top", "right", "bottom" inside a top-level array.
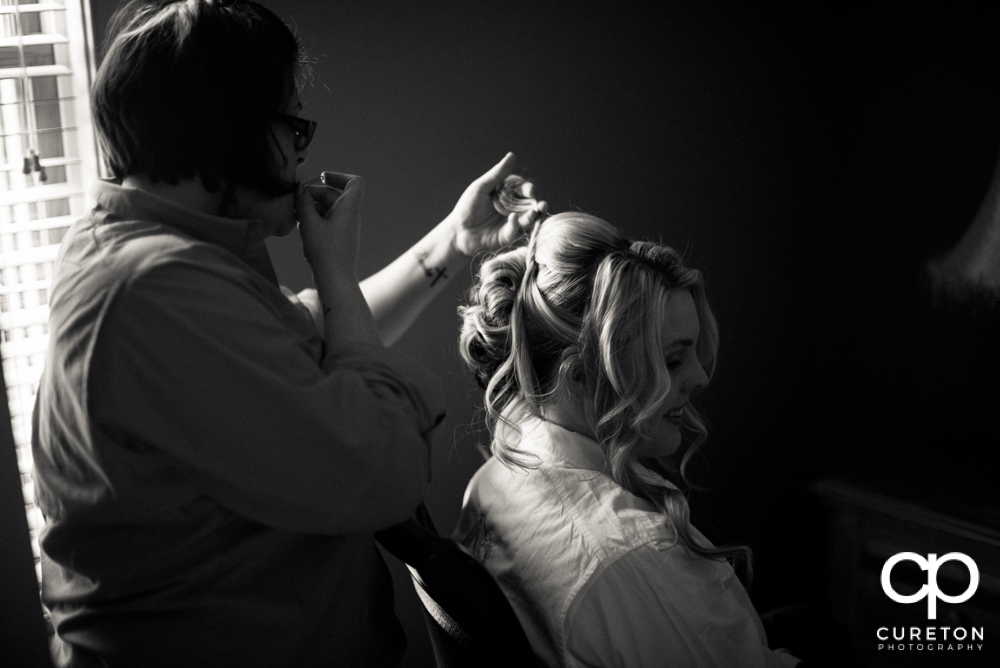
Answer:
[
  {"left": 84, "top": 1, "right": 1000, "bottom": 665},
  {"left": 810, "top": 8, "right": 1000, "bottom": 495}
]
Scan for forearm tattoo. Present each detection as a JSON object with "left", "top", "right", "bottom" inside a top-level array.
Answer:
[{"left": 415, "top": 251, "right": 448, "bottom": 287}]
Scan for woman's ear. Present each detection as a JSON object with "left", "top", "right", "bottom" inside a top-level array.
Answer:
[{"left": 555, "top": 347, "right": 585, "bottom": 396}]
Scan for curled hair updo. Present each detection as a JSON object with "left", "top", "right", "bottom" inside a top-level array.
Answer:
[{"left": 459, "top": 212, "right": 751, "bottom": 577}]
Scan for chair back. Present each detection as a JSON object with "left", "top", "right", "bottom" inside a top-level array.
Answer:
[{"left": 376, "top": 504, "right": 538, "bottom": 668}]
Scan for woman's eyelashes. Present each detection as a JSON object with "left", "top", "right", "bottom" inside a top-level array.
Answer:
[{"left": 665, "top": 352, "right": 685, "bottom": 371}]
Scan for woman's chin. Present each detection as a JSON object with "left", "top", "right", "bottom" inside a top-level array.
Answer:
[{"left": 637, "top": 433, "right": 681, "bottom": 458}]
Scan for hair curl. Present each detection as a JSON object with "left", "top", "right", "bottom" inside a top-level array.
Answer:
[
  {"left": 459, "top": 212, "right": 751, "bottom": 579},
  {"left": 93, "top": 0, "right": 311, "bottom": 196}
]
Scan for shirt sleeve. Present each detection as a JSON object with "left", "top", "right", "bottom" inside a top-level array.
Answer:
[
  {"left": 564, "top": 544, "right": 801, "bottom": 668},
  {"left": 281, "top": 285, "right": 324, "bottom": 336},
  {"left": 88, "top": 250, "right": 444, "bottom": 534}
]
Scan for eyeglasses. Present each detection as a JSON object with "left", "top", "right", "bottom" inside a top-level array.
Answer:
[{"left": 274, "top": 112, "right": 317, "bottom": 151}]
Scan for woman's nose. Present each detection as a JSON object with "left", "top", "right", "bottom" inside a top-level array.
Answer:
[{"left": 683, "top": 358, "right": 709, "bottom": 394}]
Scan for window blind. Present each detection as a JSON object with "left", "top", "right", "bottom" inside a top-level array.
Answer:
[{"left": 0, "top": 0, "right": 99, "bottom": 585}]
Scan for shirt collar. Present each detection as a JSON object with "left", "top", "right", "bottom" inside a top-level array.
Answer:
[
  {"left": 91, "top": 178, "right": 279, "bottom": 285},
  {"left": 516, "top": 416, "right": 680, "bottom": 491},
  {"left": 518, "top": 417, "right": 608, "bottom": 472}
]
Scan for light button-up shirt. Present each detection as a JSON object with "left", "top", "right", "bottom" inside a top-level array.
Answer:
[
  {"left": 455, "top": 418, "right": 800, "bottom": 668},
  {"left": 33, "top": 179, "right": 444, "bottom": 667}
]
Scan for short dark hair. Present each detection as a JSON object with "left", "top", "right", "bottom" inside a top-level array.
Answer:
[{"left": 93, "top": 0, "right": 309, "bottom": 196}]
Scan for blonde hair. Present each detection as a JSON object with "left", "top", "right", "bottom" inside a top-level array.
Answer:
[{"left": 459, "top": 212, "right": 751, "bottom": 577}]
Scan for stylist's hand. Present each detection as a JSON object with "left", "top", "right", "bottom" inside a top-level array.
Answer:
[
  {"left": 296, "top": 172, "right": 365, "bottom": 280},
  {"left": 447, "top": 152, "right": 547, "bottom": 256}
]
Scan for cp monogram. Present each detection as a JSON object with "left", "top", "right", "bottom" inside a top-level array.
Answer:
[{"left": 881, "top": 552, "right": 979, "bottom": 620}]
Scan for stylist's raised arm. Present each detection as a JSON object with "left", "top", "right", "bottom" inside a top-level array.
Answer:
[{"left": 295, "top": 172, "right": 380, "bottom": 347}]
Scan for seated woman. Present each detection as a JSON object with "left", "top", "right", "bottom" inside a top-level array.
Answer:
[{"left": 453, "top": 211, "right": 800, "bottom": 667}]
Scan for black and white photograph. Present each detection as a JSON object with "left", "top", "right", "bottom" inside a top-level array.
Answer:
[{"left": 2, "top": 2, "right": 998, "bottom": 666}]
